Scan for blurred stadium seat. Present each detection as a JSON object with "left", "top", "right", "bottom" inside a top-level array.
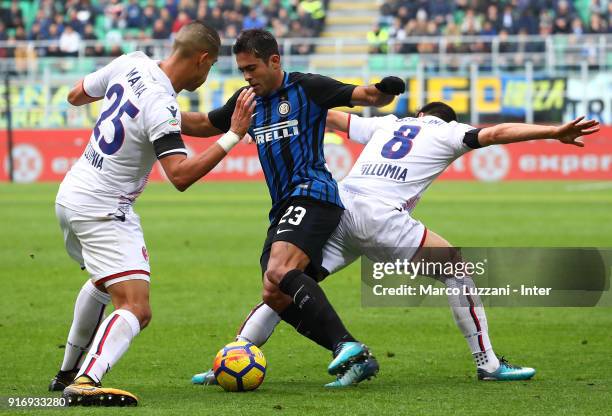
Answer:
[{"left": 0, "top": 0, "right": 611, "bottom": 128}]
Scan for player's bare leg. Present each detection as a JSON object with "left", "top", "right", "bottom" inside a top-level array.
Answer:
[
  {"left": 192, "top": 257, "right": 343, "bottom": 387},
  {"left": 418, "top": 229, "right": 535, "bottom": 381},
  {"left": 264, "top": 241, "right": 378, "bottom": 386},
  {"left": 264, "top": 241, "right": 355, "bottom": 347},
  {"left": 261, "top": 275, "right": 292, "bottom": 313},
  {"left": 63, "top": 279, "right": 150, "bottom": 406},
  {"left": 261, "top": 275, "right": 343, "bottom": 352},
  {"left": 49, "top": 281, "right": 110, "bottom": 391},
  {"left": 264, "top": 240, "right": 356, "bottom": 347}
]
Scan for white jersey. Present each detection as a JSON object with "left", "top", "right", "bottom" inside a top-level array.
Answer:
[
  {"left": 341, "top": 114, "right": 476, "bottom": 212},
  {"left": 56, "top": 51, "right": 186, "bottom": 216}
]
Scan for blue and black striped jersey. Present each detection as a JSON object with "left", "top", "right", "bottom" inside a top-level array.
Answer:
[{"left": 209, "top": 72, "right": 356, "bottom": 222}]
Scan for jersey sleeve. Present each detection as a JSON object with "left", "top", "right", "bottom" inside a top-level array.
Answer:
[
  {"left": 299, "top": 74, "right": 357, "bottom": 109},
  {"left": 207, "top": 87, "right": 245, "bottom": 133},
  {"left": 82, "top": 55, "right": 126, "bottom": 98},
  {"left": 153, "top": 133, "right": 187, "bottom": 159},
  {"left": 348, "top": 114, "right": 398, "bottom": 144},
  {"left": 143, "top": 94, "right": 183, "bottom": 144},
  {"left": 448, "top": 122, "right": 479, "bottom": 156}
]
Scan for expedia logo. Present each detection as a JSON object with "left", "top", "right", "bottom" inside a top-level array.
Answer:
[{"left": 254, "top": 120, "right": 299, "bottom": 144}]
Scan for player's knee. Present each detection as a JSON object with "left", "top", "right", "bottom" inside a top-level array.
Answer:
[
  {"left": 262, "top": 287, "right": 292, "bottom": 313},
  {"left": 261, "top": 288, "right": 273, "bottom": 305},
  {"left": 119, "top": 303, "right": 152, "bottom": 329},
  {"left": 138, "top": 306, "right": 152, "bottom": 329},
  {"left": 262, "top": 285, "right": 282, "bottom": 305},
  {"left": 264, "top": 265, "right": 291, "bottom": 286},
  {"left": 262, "top": 275, "right": 277, "bottom": 301}
]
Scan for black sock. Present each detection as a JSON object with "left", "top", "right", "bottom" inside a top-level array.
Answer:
[
  {"left": 280, "top": 303, "right": 333, "bottom": 351},
  {"left": 278, "top": 269, "right": 356, "bottom": 350}
]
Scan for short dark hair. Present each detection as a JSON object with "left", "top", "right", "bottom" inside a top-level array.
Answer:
[
  {"left": 417, "top": 101, "right": 457, "bottom": 122},
  {"left": 173, "top": 21, "right": 220, "bottom": 58},
  {"left": 232, "top": 29, "right": 280, "bottom": 62}
]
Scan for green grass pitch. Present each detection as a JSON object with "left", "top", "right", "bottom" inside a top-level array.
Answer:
[{"left": 1, "top": 181, "right": 611, "bottom": 415}]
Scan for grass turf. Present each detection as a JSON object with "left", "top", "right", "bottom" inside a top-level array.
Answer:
[{"left": 0, "top": 181, "right": 611, "bottom": 415}]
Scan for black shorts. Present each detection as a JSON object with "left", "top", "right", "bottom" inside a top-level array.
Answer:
[{"left": 260, "top": 197, "right": 343, "bottom": 279}]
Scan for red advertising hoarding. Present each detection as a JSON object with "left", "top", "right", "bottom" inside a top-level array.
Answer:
[{"left": 1, "top": 128, "right": 610, "bottom": 183}]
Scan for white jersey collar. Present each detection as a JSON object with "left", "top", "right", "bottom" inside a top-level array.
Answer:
[
  {"left": 125, "top": 51, "right": 177, "bottom": 97},
  {"left": 151, "top": 58, "right": 177, "bottom": 97}
]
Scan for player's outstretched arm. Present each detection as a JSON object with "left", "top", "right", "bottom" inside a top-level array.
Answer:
[
  {"left": 180, "top": 111, "right": 224, "bottom": 137},
  {"left": 327, "top": 110, "right": 395, "bottom": 145},
  {"left": 350, "top": 77, "right": 405, "bottom": 107},
  {"left": 478, "top": 116, "right": 600, "bottom": 147},
  {"left": 67, "top": 79, "right": 103, "bottom": 106},
  {"left": 326, "top": 110, "right": 350, "bottom": 132},
  {"left": 159, "top": 88, "right": 256, "bottom": 191}
]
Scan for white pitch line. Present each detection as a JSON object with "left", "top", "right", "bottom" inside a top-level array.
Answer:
[{"left": 565, "top": 182, "right": 612, "bottom": 192}]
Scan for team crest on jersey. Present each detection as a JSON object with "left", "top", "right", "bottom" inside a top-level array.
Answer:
[{"left": 278, "top": 101, "right": 291, "bottom": 116}]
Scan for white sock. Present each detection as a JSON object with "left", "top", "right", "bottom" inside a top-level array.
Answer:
[
  {"left": 60, "top": 280, "right": 110, "bottom": 372},
  {"left": 77, "top": 309, "right": 141, "bottom": 383},
  {"left": 235, "top": 303, "right": 281, "bottom": 347},
  {"left": 443, "top": 276, "right": 500, "bottom": 372}
]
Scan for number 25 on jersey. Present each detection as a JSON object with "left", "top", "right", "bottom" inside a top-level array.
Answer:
[{"left": 93, "top": 84, "right": 140, "bottom": 156}]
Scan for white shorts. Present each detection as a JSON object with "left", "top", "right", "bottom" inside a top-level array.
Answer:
[
  {"left": 55, "top": 203, "right": 151, "bottom": 288},
  {"left": 321, "top": 187, "right": 427, "bottom": 275}
]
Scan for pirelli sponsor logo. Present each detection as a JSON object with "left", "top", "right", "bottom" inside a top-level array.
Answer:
[{"left": 253, "top": 120, "right": 299, "bottom": 144}]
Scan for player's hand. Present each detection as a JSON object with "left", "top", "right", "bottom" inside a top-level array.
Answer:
[
  {"left": 374, "top": 76, "right": 406, "bottom": 95},
  {"left": 230, "top": 87, "right": 256, "bottom": 138},
  {"left": 553, "top": 116, "right": 600, "bottom": 147}
]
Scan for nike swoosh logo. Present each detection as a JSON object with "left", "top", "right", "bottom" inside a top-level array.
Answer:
[{"left": 276, "top": 229, "right": 292, "bottom": 234}]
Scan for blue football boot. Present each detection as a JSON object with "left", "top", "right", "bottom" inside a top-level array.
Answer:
[
  {"left": 325, "top": 355, "right": 380, "bottom": 388},
  {"left": 191, "top": 369, "right": 217, "bottom": 385},
  {"left": 477, "top": 356, "right": 536, "bottom": 381},
  {"left": 328, "top": 342, "right": 371, "bottom": 375}
]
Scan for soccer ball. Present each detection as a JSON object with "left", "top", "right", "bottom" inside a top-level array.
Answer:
[{"left": 213, "top": 341, "right": 267, "bottom": 392}]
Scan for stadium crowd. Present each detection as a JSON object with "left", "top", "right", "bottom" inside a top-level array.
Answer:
[
  {"left": 0, "top": 0, "right": 327, "bottom": 58},
  {"left": 371, "top": 0, "right": 612, "bottom": 54},
  {"left": 1, "top": 0, "right": 611, "bottom": 70}
]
